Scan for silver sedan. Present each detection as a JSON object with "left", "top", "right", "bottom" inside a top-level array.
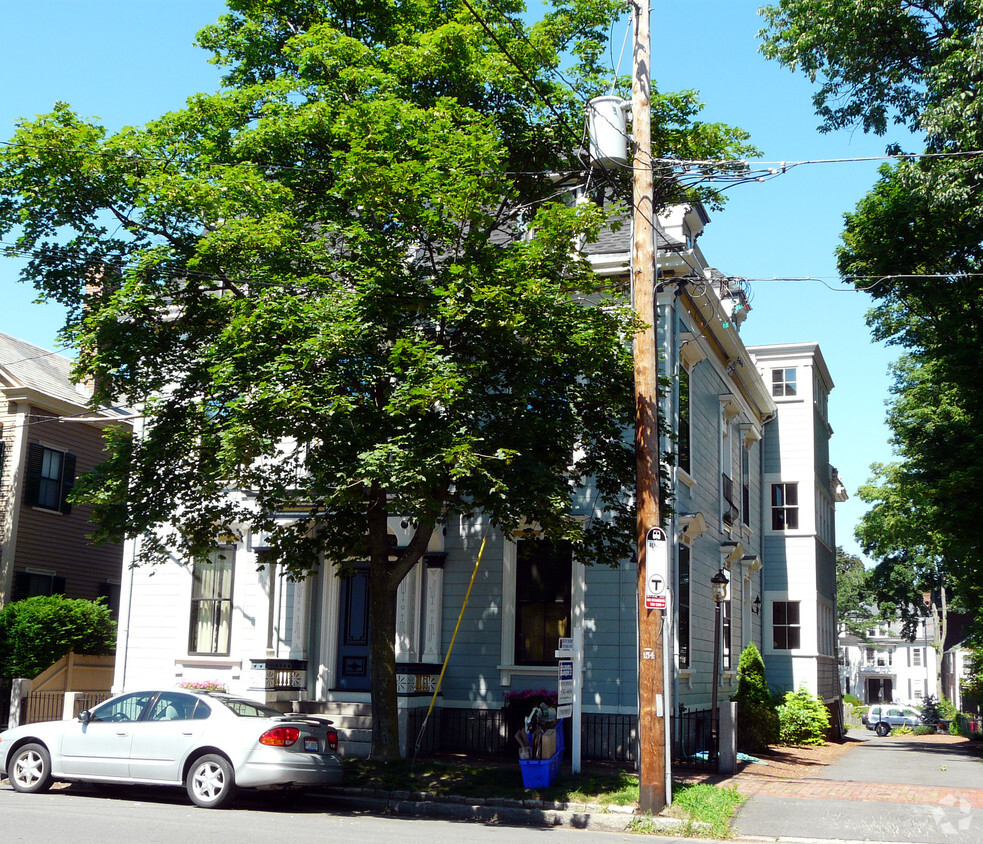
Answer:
[{"left": 0, "top": 690, "right": 343, "bottom": 808}]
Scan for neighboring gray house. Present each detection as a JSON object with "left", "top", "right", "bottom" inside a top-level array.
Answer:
[
  {"left": 0, "top": 332, "right": 131, "bottom": 612},
  {"left": 110, "top": 203, "right": 844, "bottom": 758}
]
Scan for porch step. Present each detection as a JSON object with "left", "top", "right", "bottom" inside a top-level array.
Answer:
[{"left": 293, "top": 700, "right": 373, "bottom": 758}]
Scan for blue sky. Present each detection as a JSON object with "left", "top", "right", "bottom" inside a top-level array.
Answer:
[{"left": 1, "top": 1, "right": 907, "bottom": 562}]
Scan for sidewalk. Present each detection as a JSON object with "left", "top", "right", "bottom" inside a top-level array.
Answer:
[
  {"left": 324, "top": 731, "right": 983, "bottom": 841},
  {"left": 728, "top": 732, "right": 983, "bottom": 844}
]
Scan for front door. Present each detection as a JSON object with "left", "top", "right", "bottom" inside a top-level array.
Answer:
[
  {"left": 866, "top": 677, "right": 893, "bottom": 703},
  {"left": 336, "top": 568, "right": 371, "bottom": 690}
]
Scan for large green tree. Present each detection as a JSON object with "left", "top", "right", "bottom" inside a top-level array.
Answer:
[
  {"left": 0, "top": 0, "right": 754, "bottom": 759},
  {"left": 760, "top": 1, "right": 983, "bottom": 633},
  {"left": 836, "top": 547, "right": 877, "bottom": 639},
  {"left": 855, "top": 462, "right": 950, "bottom": 693}
]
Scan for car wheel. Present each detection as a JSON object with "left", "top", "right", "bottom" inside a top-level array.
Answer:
[
  {"left": 9, "top": 743, "right": 54, "bottom": 794},
  {"left": 187, "top": 754, "right": 237, "bottom": 809},
  {"left": 875, "top": 722, "right": 890, "bottom": 737}
]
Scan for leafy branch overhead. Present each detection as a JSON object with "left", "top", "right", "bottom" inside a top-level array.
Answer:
[
  {"left": 0, "top": 0, "right": 754, "bottom": 759},
  {"left": 761, "top": 1, "right": 983, "bottom": 636}
]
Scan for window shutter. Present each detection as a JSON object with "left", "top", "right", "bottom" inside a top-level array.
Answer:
[
  {"left": 24, "top": 442, "right": 43, "bottom": 506},
  {"left": 907, "top": 648, "right": 911, "bottom": 667},
  {"left": 11, "top": 571, "right": 31, "bottom": 602},
  {"left": 60, "top": 452, "right": 77, "bottom": 515}
]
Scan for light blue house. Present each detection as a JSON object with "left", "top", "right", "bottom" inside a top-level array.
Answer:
[{"left": 112, "top": 203, "right": 845, "bottom": 759}]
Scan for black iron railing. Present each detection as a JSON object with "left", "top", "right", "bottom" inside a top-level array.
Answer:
[
  {"left": 407, "top": 707, "right": 636, "bottom": 763},
  {"left": 672, "top": 705, "right": 717, "bottom": 771}
]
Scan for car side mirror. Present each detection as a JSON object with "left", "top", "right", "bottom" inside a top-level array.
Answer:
[{"left": 78, "top": 710, "right": 91, "bottom": 724}]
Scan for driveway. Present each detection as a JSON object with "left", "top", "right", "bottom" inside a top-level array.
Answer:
[{"left": 732, "top": 731, "right": 983, "bottom": 843}]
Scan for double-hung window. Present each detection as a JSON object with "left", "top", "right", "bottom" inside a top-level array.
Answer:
[
  {"left": 678, "top": 545, "right": 690, "bottom": 669},
  {"left": 678, "top": 367, "right": 691, "bottom": 475},
  {"left": 25, "top": 443, "right": 76, "bottom": 514},
  {"left": 771, "top": 483, "right": 799, "bottom": 530},
  {"left": 514, "top": 539, "right": 571, "bottom": 665},
  {"left": 189, "top": 549, "right": 234, "bottom": 655},
  {"left": 773, "top": 600, "right": 801, "bottom": 649}
]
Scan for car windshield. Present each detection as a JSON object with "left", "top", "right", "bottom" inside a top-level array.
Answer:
[{"left": 210, "top": 695, "right": 283, "bottom": 717}]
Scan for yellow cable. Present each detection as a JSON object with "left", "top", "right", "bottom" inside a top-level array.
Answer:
[{"left": 413, "top": 534, "right": 488, "bottom": 757}]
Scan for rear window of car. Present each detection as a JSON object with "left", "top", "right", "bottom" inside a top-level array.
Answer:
[{"left": 211, "top": 696, "right": 283, "bottom": 717}]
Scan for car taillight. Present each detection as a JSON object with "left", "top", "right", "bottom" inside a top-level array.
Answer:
[
  {"left": 326, "top": 729, "right": 338, "bottom": 751},
  {"left": 260, "top": 726, "right": 300, "bottom": 747}
]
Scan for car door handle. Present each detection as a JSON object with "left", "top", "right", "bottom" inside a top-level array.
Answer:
[{"left": 116, "top": 731, "right": 129, "bottom": 737}]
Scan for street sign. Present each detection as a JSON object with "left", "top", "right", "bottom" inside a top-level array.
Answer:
[
  {"left": 644, "top": 527, "right": 668, "bottom": 604},
  {"left": 558, "top": 659, "right": 573, "bottom": 704}
]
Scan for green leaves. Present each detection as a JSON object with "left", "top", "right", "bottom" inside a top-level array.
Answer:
[
  {"left": 0, "top": 596, "right": 116, "bottom": 680},
  {"left": 764, "top": 1, "right": 983, "bottom": 629}
]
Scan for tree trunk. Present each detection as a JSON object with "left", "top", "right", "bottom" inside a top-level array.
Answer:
[
  {"left": 933, "top": 586, "right": 947, "bottom": 701},
  {"left": 363, "top": 486, "right": 439, "bottom": 760},
  {"left": 368, "top": 557, "right": 400, "bottom": 760}
]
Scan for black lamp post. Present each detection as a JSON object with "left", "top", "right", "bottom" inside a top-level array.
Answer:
[{"left": 710, "top": 568, "right": 729, "bottom": 762}]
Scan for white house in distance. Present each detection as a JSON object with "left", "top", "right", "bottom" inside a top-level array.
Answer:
[
  {"left": 111, "top": 202, "right": 847, "bottom": 759},
  {"left": 839, "top": 618, "right": 940, "bottom": 706}
]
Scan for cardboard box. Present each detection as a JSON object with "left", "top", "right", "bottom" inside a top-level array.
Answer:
[{"left": 539, "top": 728, "right": 557, "bottom": 759}]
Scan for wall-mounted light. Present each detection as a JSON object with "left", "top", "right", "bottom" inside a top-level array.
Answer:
[{"left": 752, "top": 595, "right": 762, "bottom": 616}]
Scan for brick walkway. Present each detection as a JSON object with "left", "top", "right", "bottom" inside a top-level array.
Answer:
[{"left": 731, "top": 777, "right": 983, "bottom": 808}]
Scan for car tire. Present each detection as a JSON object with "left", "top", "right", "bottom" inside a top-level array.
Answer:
[
  {"left": 875, "top": 722, "right": 890, "bottom": 737},
  {"left": 9, "top": 743, "right": 54, "bottom": 794},
  {"left": 187, "top": 754, "right": 237, "bottom": 809}
]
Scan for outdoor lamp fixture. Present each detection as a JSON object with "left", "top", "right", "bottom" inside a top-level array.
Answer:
[
  {"left": 752, "top": 595, "right": 762, "bottom": 616},
  {"left": 710, "top": 568, "right": 729, "bottom": 764},
  {"left": 711, "top": 569, "right": 729, "bottom": 603}
]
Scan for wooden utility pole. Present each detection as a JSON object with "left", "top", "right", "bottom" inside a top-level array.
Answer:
[{"left": 631, "top": 0, "right": 666, "bottom": 815}]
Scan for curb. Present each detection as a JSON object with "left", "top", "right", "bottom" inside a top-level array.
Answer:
[{"left": 324, "top": 786, "right": 699, "bottom": 834}]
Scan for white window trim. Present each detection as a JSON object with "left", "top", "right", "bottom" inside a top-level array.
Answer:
[{"left": 500, "top": 533, "right": 585, "bottom": 687}]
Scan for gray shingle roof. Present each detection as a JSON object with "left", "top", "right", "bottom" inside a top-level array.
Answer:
[{"left": 0, "top": 331, "right": 90, "bottom": 408}]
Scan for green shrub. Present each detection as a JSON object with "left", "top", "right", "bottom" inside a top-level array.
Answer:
[
  {"left": 0, "top": 595, "right": 116, "bottom": 679},
  {"left": 777, "top": 687, "right": 830, "bottom": 746},
  {"left": 733, "top": 643, "right": 780, "bottom": 751},
  {"left": 843, "top": 693, "right": 861, "bottom": 707},
  {"left": 733, "top": 643, "right": 772, "bottom": 706},
  {"left": 920, "top": 695, "right": 944, "bottom": 725},
  {"left": 737, "top": 700, "right": 780, "bottom": 751},
  {"left": 913, "top": 725, "right": 936, "bottom": 736},
  {"left": 938, "top": 696, "right": 958, "bottom": 721}
]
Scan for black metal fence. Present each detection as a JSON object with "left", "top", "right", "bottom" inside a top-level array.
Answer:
[
  {"left": 672, "top": 705, "right": 717, "bottom": 771},
  {"left": 408, "top": 707, "right": 638, "bottom": 764},
  {"left": 582, "top": 712, "right": 636, "bottom": 763},
  {"left": 23, "top": 690, "right": 114, "bottom": 725},
  {"left": 0, "top": 678, "right": 10, "bottom": 727}
]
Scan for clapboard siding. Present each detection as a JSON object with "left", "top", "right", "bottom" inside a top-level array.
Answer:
[{"left": 10, "top": 411, "right": 125, "bottom": 602}]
